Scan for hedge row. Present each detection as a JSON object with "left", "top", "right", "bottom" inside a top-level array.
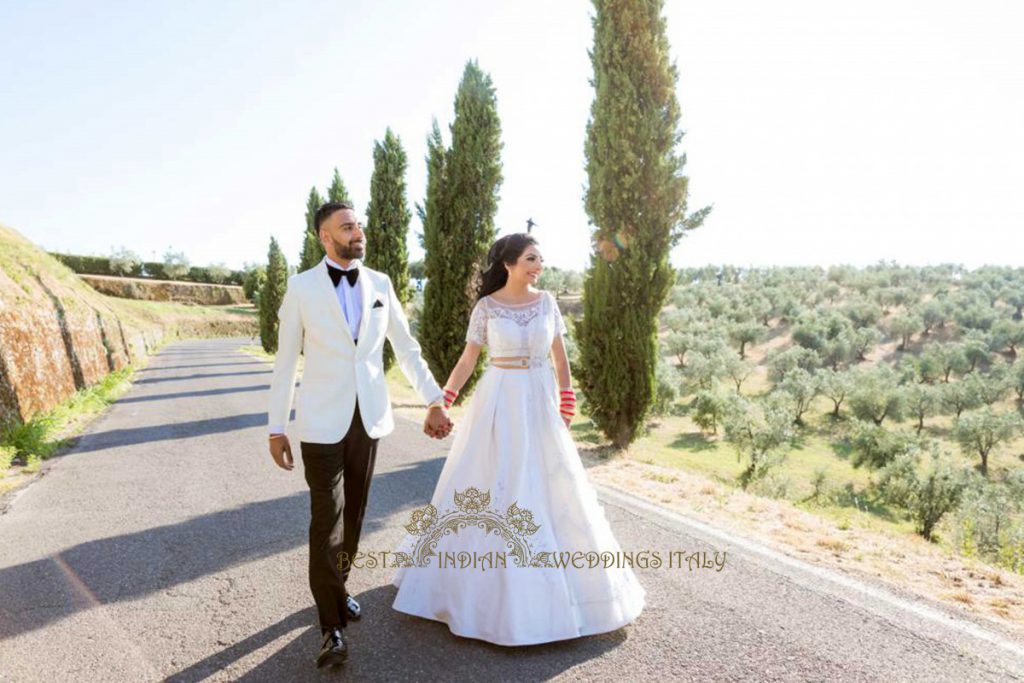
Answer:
[{"left": 50, "top": 253, "right": 246, "bottom": 285}]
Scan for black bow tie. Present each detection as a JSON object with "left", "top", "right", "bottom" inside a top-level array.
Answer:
[{"left": 327, "top": 264, "right": 358, "bottom": 287}]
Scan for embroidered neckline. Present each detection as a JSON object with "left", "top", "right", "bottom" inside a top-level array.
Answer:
[{"left": 486, "top": 292, "right": 544, "bottom": 307}]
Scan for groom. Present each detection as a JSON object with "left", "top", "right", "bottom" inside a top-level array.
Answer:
[{"left": 267, "top": 201, "right": 452, "bottom": 668}]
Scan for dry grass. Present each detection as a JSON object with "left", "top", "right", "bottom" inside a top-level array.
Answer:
[{"left": 578, "top": 444, "right": 1024, "bottom": 635}]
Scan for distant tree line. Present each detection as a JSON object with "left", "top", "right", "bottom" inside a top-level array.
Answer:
[{"left": 51, "top": 249, "right": 244, "bottom": 285}]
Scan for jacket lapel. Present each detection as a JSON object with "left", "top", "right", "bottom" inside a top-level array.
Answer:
[
  {"left": 356, "top": 265, "right": 372, "bottom": 344},
  {"left": 316, "top": 257, "right": 356, "bottom": 347}
]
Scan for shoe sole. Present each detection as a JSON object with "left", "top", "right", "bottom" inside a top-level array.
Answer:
[{"left": 316, "top": 649, "right": 349, "bottom": 668}]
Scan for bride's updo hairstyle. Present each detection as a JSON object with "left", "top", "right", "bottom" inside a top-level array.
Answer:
[{"left": 477, "top": 233, "right": 539, "bottom": 301}]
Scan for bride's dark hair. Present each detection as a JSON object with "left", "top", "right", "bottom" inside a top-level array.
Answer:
[{"left": 477, "top": 233, "right": 539, "bottom": 301}]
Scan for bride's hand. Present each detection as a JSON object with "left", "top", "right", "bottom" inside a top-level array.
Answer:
[{"left": 561, "top": 415, "right": 572, "bottom": 429}]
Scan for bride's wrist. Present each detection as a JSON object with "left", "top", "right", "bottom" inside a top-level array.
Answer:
[
  {"left": 559, "top": 387, "right": 576, "bottom": 420},
  {"left": 442, "top": 386, "right": 459, "bottom": 409}
]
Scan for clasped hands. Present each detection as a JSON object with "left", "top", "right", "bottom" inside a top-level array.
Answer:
[{"left": 423, "top": 405, "right": 453, "bottom": 439}]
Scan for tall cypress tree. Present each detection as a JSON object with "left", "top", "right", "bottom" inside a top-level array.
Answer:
[
  {"left": 420, "top": 61, "right": 503, "bottom": 397},
  {"left": 299, "top": 186, "right": 325, "bottom": 271},
  {"left": 576, "top": 0, "right": 710, "bottom": 448},
  {"left": 365, "top": 128, "right": 412, "bottom": 372},
  {"left": 260, "top": 236, "right": 289, "bottom": 353},
  {"left": 419, "top": 121, "right": 452, "bottom": 383},
  {"left": 326, "top": 167, "right": 350, "bottom": 203}
]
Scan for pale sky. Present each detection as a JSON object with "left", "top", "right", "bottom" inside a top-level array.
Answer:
[{"left": 2, "top": 0, "right": 1022, "bottom": 273}]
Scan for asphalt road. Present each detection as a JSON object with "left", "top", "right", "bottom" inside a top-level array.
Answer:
[{"left": 1, "top": 338, "right": 1023, "bottom": 682}]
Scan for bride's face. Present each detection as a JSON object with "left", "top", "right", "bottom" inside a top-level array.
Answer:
[{"left": 506, "top": 245, "right": 544, "bottom": 286}]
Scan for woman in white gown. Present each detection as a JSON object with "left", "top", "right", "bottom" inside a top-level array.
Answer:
[{"left": 390, "top": 233, "right": 645, "bottom": 646}]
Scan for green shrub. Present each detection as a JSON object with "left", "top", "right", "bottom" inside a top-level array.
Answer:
[
  {"left": 109, "top": 247, "right": 143, "bottom": 276},
  {"left": 947, "top": 472, "right": 1024, "bottom": 573},
  {"left": 0, "top": 416, "right": 58, "bottom": 461},
  {"left": 0, "top": 445, "right": 15, "bottom": 471},
  {"left": 650, "top": 358, "right": 682, "bottom": 417},
  {"left": 875, "top": 445, "right": 973, "bottom": 541},
  {"left": 50, "top": 253, "right": 115, "bottom": 276},
  {"left": 849, "top": 422, "right": 919, "bottom": 469}
]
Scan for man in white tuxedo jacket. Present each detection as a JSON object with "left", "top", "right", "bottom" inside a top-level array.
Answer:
[{"left": 267, "top": 201, "right": 452, "bottom": 668}]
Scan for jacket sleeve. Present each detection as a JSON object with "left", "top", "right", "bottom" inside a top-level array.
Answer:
[
  {"left": 267, "top": 275, "right": 302, "bottom": 432},
  {"left": 384, "top": 275, "right": 444, "bottom": 406}
]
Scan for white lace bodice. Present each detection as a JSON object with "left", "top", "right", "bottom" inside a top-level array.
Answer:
[{"left": 465, "top": 290, "right": 567, "bottom": 356}]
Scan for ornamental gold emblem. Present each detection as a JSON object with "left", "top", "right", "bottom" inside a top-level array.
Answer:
[{"left": 393, "top": 487, "right": 554, "bottom": 568}]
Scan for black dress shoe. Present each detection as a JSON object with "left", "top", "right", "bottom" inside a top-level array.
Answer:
[
  {"left": 346, "top": 595, "right": 362, "bottom": 621},
  {"left": 316, "top": 626, "right": 348, "bottom": 668}
]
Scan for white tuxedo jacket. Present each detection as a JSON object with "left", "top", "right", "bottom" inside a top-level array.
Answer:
[{"left": 267, "top": 257, "right": 443, "bottom": 443}]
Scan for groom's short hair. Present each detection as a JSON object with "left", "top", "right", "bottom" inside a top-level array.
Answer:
[{"left": 315, "top": 201, "right": 355, "bottom": 231}]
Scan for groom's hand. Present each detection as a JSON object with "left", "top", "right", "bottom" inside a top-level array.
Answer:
[{"left": 269, "top": 434, "right": 294, "bottom": 471}]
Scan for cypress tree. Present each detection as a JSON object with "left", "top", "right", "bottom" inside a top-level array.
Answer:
[
  {"left": 326, "top": 167, "right": 350, "bottom": 203},
  {"left": 299, "top": 230, "right": 324, "bottom": 273},
  {"left": 576, "top": 0, "right": 710, "bottom": 448},
  {"left": 299, "top": 186, "right": 325, "bottom": 271},
  {"left": 418, "top": 121, "right": 452, "bottom": 383},
  {"left": 365, "top": 128, "right": 412, "bottom": 372},
  {"left": 260, "top": 236, "right": 289, "bottom": 353},
  {"left": 419, "top": 61, "right": 503, "bottom": 397}
]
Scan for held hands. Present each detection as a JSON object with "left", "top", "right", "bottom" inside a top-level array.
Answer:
[
  {"left": 424, "top": 405, "right": 453, "bottom": 439},
  {"left": 424, "top": 386, "right": 457, "bottom": 439},
  {"left": 268, "top": 434, "right": 294, "bottom": 471}
]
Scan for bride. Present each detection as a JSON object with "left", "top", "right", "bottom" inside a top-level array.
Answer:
[{"left": 390, "top": 232, "right": 645, "bottom": 646}]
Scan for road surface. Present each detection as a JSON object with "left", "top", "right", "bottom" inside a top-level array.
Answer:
[{"left": 1, "top": 338, "right": 1022, "bottom": 682}]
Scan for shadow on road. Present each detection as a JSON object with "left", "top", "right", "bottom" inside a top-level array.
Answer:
[
  {"left": 164, "top": 586, "right": 625, "bottom": 683},
  {"left": 0, "top": 456, "right": 445, "bottom": 644},
  {"left": 134, "top": 370, "right": 271, "bottom": 385},
  {"left": 117, "top": 384, "right": 271, "bottom": 404},
  {"left": 0, "top": 492, "right": 307, "bottom": 642},
  {"left": 136, "top": 362, "right": 267, "bottom": 372},
  {"left": 68, "top": 410, "right": 295, "bottom": 454},
  {"left": 164, "top": 609, "right": 313, "bottom": 683}
]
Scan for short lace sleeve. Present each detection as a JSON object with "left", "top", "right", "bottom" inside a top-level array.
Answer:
[
  {"left": 466, "top": 298, "right": 488, "bottom": 346},
  {"left": 549, "top": 292, "right": 567, "bottom": 337}
]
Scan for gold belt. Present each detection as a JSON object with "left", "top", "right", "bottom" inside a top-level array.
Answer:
[{"left": 490, "top": 355, "right": 544, "bottom": 369}]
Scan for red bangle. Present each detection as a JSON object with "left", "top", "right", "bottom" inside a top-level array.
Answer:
[
  {"left": 560, "top": 388, "right": 575, "bottom": 420},
  {"left": 443, "top": 387, "right": 458, "bottom": 409}
]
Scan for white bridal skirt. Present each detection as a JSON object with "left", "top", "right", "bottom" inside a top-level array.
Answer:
[{"left": 390, "top": 363, "right": 645, "bottom": 646}]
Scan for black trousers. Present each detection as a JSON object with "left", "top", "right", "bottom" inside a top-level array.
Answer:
[{"left": 300, "top": 400, "right": 379, "bottom": 631}]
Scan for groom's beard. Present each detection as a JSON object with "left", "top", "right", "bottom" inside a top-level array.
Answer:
[{"left": 331, "top": 237, "right": 364, "bottom": 261}]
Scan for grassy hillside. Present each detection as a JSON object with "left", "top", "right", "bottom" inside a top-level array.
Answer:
[{"left": 0, "top": 223, "right": 257, "bottom": 481}]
